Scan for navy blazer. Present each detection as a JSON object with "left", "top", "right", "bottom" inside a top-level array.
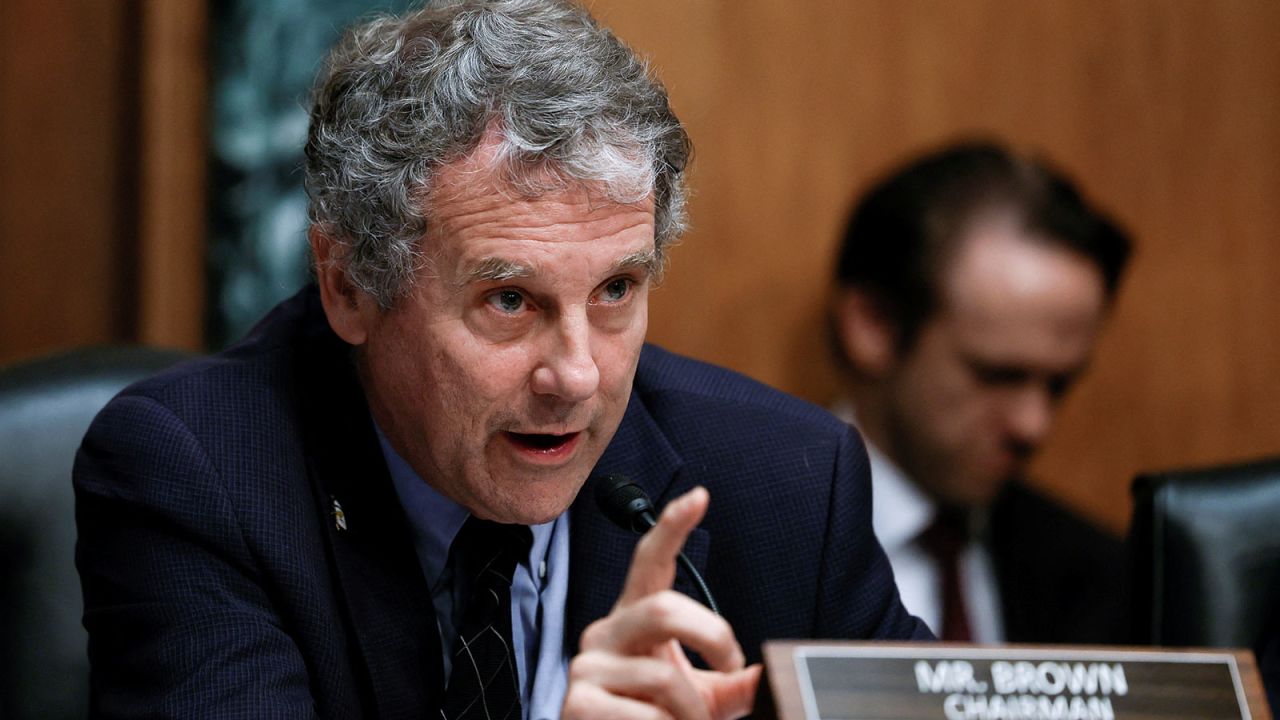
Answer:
[
  {"left": 990, "top": 481, "right": 1129, "bottom": 644},
  {"left": 74, "top": 286, "right": 929, "bottom": 718}
]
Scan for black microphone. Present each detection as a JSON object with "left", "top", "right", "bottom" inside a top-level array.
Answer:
[{"left": 592, "top": 473, "right": 721, "bottom": 616}]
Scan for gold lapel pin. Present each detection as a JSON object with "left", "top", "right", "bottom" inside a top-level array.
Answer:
[{"left": 331, "top": 496, "right": 348, "bottom": 531}]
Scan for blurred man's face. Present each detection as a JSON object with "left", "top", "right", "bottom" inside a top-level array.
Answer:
[
  {"left": 879, "top": 217, "right": 1107, "bottom": 508},
  {"left": 352, "top": 149, "right": 656, "bottom": 524}
]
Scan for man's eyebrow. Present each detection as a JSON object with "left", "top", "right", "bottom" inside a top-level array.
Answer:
[
  {"left": 459, "top": 249, "right": 660, "bottom": 287},
  {"left": 459, "top": 257, "right": 534, "bottom": 286},
  {"left": 610, "top": 250, "right": 662, "bottom": 276}
]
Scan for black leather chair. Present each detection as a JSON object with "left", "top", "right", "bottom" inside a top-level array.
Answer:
[
  {"left": 0, "top": 346, "right": 190, "bottom": 720},
  {"left": 1130, "top": 456, "right": 1280, "bottom": 648}
]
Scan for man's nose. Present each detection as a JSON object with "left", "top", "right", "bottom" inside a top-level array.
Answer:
[
  {"left": 530, "top": 311, "right": 600, "bottom": 403},
  {"left": 1006, "top": 384, "right": 1054, "bottom": 448}
]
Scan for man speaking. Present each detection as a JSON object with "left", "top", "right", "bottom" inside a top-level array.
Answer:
[{"left": 73, "top": 1, "right": 927, "bottom": 718}]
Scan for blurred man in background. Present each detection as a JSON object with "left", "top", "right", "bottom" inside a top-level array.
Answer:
[{"left": 830, "top": 141, "right": 1132, "bottom": 644}]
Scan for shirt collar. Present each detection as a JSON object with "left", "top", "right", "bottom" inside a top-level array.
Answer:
[
  {"left": 830, "top": 398, "right": 936, "bottom": 553},
  {"left": 866, "top": 441, "right": 937, "bottom": 552},
  {"left": 374, "top": 424, "right": 557, "bottom": 592}
]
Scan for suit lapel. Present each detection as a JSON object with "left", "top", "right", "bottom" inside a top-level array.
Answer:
[
  {"left": 565, "top": 388, "right": 710, "bottom": 654},
  {"left": 298, "top": 312, "right": 444, "bottom": 718}
]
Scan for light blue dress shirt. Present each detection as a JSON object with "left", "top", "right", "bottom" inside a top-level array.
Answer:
[{"left": 376, "top": 427, "right": 571, "bottom": 720}]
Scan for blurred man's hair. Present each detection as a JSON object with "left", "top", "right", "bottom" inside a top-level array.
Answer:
[{"left": 834, "top": 140, "right": 1132, "bottom": 350}]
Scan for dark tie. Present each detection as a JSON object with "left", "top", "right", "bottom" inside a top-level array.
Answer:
[
  {"left": 918, "top": 512, "right": 973, "bottom": 642},
  {"left": 440, "top": 517, "right": 534, "bottom": 720}
]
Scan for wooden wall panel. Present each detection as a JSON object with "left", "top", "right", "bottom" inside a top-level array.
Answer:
[
  {"left": 0, "top": 2, "right": 136, "bottom": 364},
  {"left": 592, "top": 0, "right": 1280, "bottom": 532},
  {"left": 0, "top": 1, "right": 208, "bottom": 361},
  {"left": 137, "top": 0, "right": 207, "bottom": 350}
]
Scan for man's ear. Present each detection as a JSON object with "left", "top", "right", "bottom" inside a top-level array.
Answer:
[
  {"left": 833, "top": 287, "right": 899, "bottom": 378},
  {"left": 310, "top": 226, "right": 372, "bottom": 346}
]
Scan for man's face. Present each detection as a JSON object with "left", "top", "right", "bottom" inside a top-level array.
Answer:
[
  {"left": 353, "top": 158, "right": 656, "bottom": 524},
  {"left": 879, "top": 217, "right": 1108, "bottom": 508}
]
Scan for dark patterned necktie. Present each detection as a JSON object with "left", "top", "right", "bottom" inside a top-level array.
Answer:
[
  {"left": 919, "top": 511, "right": 974, "bottom": 642},
  {"left": 440, "top": 516, "right": 533, "bottom": 720}
]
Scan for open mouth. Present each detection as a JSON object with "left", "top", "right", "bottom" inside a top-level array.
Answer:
[{"left": 504, "top": 431, "right": 580, "bottom": 453}]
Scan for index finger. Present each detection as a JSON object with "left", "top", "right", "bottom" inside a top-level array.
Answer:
[{"left": 616, "top": 486, "right": 710, "bottom": 608}]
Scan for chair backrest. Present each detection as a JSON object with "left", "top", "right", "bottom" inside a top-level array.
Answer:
[
  {"left": 1130, "top": 457, "right": 1280, "bottom": 648},
  {"left": 0, "top": 346, "right": 190, "bottom": 720}
]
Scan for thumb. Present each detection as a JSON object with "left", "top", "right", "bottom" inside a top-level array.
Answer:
[{"left": 702, "top": 664, "right": 763, "bottom": 720}]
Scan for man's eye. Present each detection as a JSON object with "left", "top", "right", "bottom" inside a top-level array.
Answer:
[
  {"left": 600, "top": 278, "right": 631, "bottom": 303},
  {"left": 972, "top": 364, "right": 1027, "bottom": 387},
  {"left": 486, "top": 289, "right": 526, "bottom": 314},
  {"left": 1047, "top": 374, "right": 1077, "bottom": 400}
]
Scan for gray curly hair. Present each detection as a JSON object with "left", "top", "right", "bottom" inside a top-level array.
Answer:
[{"left": 304, "top": 0, "right": 691, "bottom": 308}]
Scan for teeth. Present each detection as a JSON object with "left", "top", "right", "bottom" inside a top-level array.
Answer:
[{"left": 509, "top": 431, "right": 575, "bottom": 450}]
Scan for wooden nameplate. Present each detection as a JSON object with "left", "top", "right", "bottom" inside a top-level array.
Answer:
[{"left": 759, "top": 641, "right": 1272, "bottom": 720}]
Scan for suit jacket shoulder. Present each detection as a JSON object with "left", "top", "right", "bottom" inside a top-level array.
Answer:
[
  {"left": 989, "top": 481, "right": 1129, "bottom": 644},
  {"left": 74, "top": 289, "right": 391, "bottom": 718}
]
